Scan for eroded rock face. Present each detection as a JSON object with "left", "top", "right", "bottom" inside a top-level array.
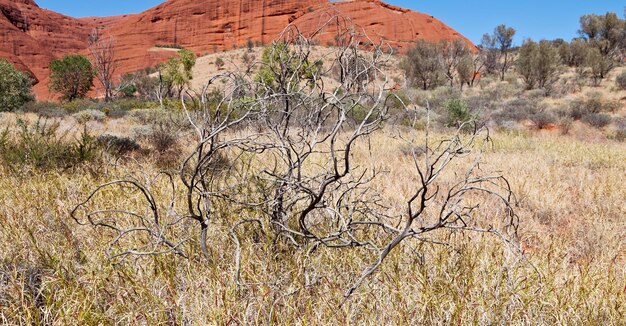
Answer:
[
  {"left": 0, "top": 0, "right": 475, "bottom": 99},
  {"left": 291, "top": 0, "right": 476, "bottom": 52},
  {"left": 0, "top": 0, "right": 97, "bottom": 98}
]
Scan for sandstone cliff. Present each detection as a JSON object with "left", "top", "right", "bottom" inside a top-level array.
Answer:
[{"left": 0, "top": 0, "right": 475, "bottom": 99}]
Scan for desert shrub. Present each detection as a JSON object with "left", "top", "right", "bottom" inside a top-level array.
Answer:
[
  {"left": 148, "top": 124, "right": 178, "bottom": 154},
  {"left": 19, "top": 101, "right": 66, "bottom": 118},
  {"left": 530, "top": 112, "right": 556, "bottom": 129},
  {"left": 61, "top": 98, "right": 102, "bottom": 113},
  {"left": 616, "top": 71, "right": 626, "bottom": 90},
  {"left": 558, "top": 117, "right": 574, "bottom": 135},
  {"left": 215, "top": 57, "right": 225, "bottom": 70},
  {"left": 386, "top": 91, "right": 410, "bottom": 112},
  {"left": 491, "top": 98, "right": 541, "bottom": 123},
  {"left": 348, "top": 103, "right": 379, "bottom": 124},
  {"left": 612, "top": 121, "right": 626, "bottom": 141},
  {"left": 72, "top": 109, "right": 106, "bottom": 124},
  {"left": 569, "top": 92, "right": 620, "bottom": 120},
  {"left": 481, "top": 81, "right": 522, "bottom": 102},
  {"left": 441, "top": 98, "right": 476, "bottom": 127},
  {"left": 97, "top": 134, "right": 141, "bottom": 156},
  {"left": 0, "top": 118, "right": 99, "bottom": 170},
  {"left": 524, "top": 89, "right": 548, "bottom": 100},
  {"left": 413, "top": 86, "right": 461, "bottom": 111},
  {"left": 100, "top": 98, "right": 160, "bottom": 118},
  {"left": 581, "top": 113, "right": 612, "bottom": 128},
  {"left": 131, "top": 125, "right": 153, "bottom": 139},
  {"left": 0, "top": 59, "right": 34, "bottom": 112}
]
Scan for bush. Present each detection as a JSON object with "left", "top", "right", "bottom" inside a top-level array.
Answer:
[
  {"left": 581, "top": 113, "right": 612, "bottom": 128},
  {"left": 530, "top": 112, "right": 556, "bottom": 129},
  {"left": 441, "top": 98, "right": 476, "bottom": 127},
  {"left": 491, "top": 98, "right": 541, "bottom": 123},
  {"left": 516, "top": 40, "right": 561, "bottom": 91},
  {"left": 0, "top": 59, "right": 34, "bottom": 112},
  {"left": 20, "top": 102, "right": 65, "bottom": 118},
  {"left": 0, "top": 118, "right": 99, "bottom": 170},
  {"left": 148, "top": 124, "right": 178, "bottom": 154},
  {"left": 612, "top": 122, "right": 626, "bottom": 142},
  {"left": 97, "top": 134, "right": 141, "bottom": 156},
  {"left": 616, "top": 72, "right": 626, "bottom": 90},
  {"left": 72, "top": 109, "right": 106, "bottom": 124},
  {"left": 569, "top": 92, "right": 621, "bottom": 120}
]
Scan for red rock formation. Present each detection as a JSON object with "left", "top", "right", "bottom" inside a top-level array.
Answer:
[
  {"left": 0, "top": 0, "right": 476, "bottom": 99},
  {"left": 291, "top": 0, "right": 476, "bottom": 52},
  {"left": 0, "top": 0, "right": 97, "bottom": 98}
]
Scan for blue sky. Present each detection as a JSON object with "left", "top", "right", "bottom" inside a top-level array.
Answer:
[{"left": 37, "top": 0, "right": 625, "bottom": 45}]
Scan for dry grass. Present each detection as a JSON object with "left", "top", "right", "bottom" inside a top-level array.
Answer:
[{"left": 0, "top": 126, "right": 624, "bottom": 324}]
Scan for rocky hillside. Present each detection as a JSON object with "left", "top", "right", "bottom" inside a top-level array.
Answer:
[{"left": 0, "top": 0, "right": 475, "bottom": 99}]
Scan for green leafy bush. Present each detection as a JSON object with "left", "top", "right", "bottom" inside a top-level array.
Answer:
[
  {"left": 0, "top": 59, "right": 34, "bottom": 112},
  {"left": 442, "top": 99, "right": 476, "bottom": 127}
]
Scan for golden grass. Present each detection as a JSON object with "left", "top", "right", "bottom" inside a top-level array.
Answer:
[{"left": 0, "top": 127, "right": 624, "bottom": 324}]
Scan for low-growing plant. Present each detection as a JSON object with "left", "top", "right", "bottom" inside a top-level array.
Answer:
[
  {"left": 530, "top": 111, "right": 557, "bottom": 129},
  {"left": 441, "top": 98, "right": 476, "bottom": 127},
  {"left": 72, "top": 109, "right": 106, "bottom": 124},
  {"left": 581, "top": 113, "right": 612, "bottom": 128},
  {"left": 97, "top": 134, "right": 141, "bottom": 156},
  {"left": 20, "top": 101, "right": 66, "bottom": 118},
  {"left": 569, "top": 92, "right": 621, "bottom": 120},
  {"left": 0, "top": 118, "right": 100, "bottom": 171},
  {"left": 616, "top": 71, "right": 626, "bottom": 90}
]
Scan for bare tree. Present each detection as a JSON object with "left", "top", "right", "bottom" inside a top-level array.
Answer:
[
  {"left": 72, "top": 19, "right": 520, "bottom": 302},
  {"left": 440, "top": 39, "right": 471, "bottom": 87},
  {"left": 88, "top": 28, "right": 116, "bottom": 102}
]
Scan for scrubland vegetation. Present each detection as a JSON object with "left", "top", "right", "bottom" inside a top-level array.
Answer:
[{"left": 0, "top": 12, "right": 625, "bottom": 325}]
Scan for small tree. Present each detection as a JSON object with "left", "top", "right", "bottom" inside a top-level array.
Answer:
[
  {"left": 456, "top": 54, "right": 474, "bottom": 90},
  {"left": 587, "top": 47, "right": 614, "bottom": 86},
  {"left": 161, "top": 49, "right": 196, "bottom": 97},
  {"left": 579, "top": 12, "right": 625, "bottom": 59},
  {"left": 49, "top": 54, "right": 95, "bottom": 102},
  {"left": 440, "top": 39, "right": 471, "bottom": 87},
  {"left": 0, "top": 59, "right": 34, "bottom": 112},
  {"left": 494, "top": 24, "right": 517, "bottom": 81},
  {"left": 401, "top": 40, "right": 444, "bottom": 90},
  {"left": 516, "top": 39, "right": 561, "bottom": 91},
  {"left": 480, "top": 33, "right": 499, "bottom": 75},
  {"left": 215, "top": 57, "right": 225, "bottom": 70},
  {"left": 88, "top": 28, "right": 116, "bottom": 102}
]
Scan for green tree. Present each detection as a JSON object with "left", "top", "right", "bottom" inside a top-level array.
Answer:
[
  {"left": 579, "top": 12, "right": 625, "bottom": 58},
  {"left": 49, "top": 54, "right": 95, "bottom": 102},
  {"left": 587, "top": 47, "right": 614, "bottom": 86},
  {"left": 256, "top": 42, "right": 320, "bottom": 91},
  {"left": 0, "top": 59, "right": 34, "bottom": 112},
  {"left": 494, "top": 24, "right": 517, "bottom": 81},
  {"left": 401, "top": 40, "right": 444, "bottom": 90},
  {"left": 162, "top": 49, "right": 196, "bottom": 96},
  {"left": 516, "top": 39, "right": 561, "bottom": 91}
]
